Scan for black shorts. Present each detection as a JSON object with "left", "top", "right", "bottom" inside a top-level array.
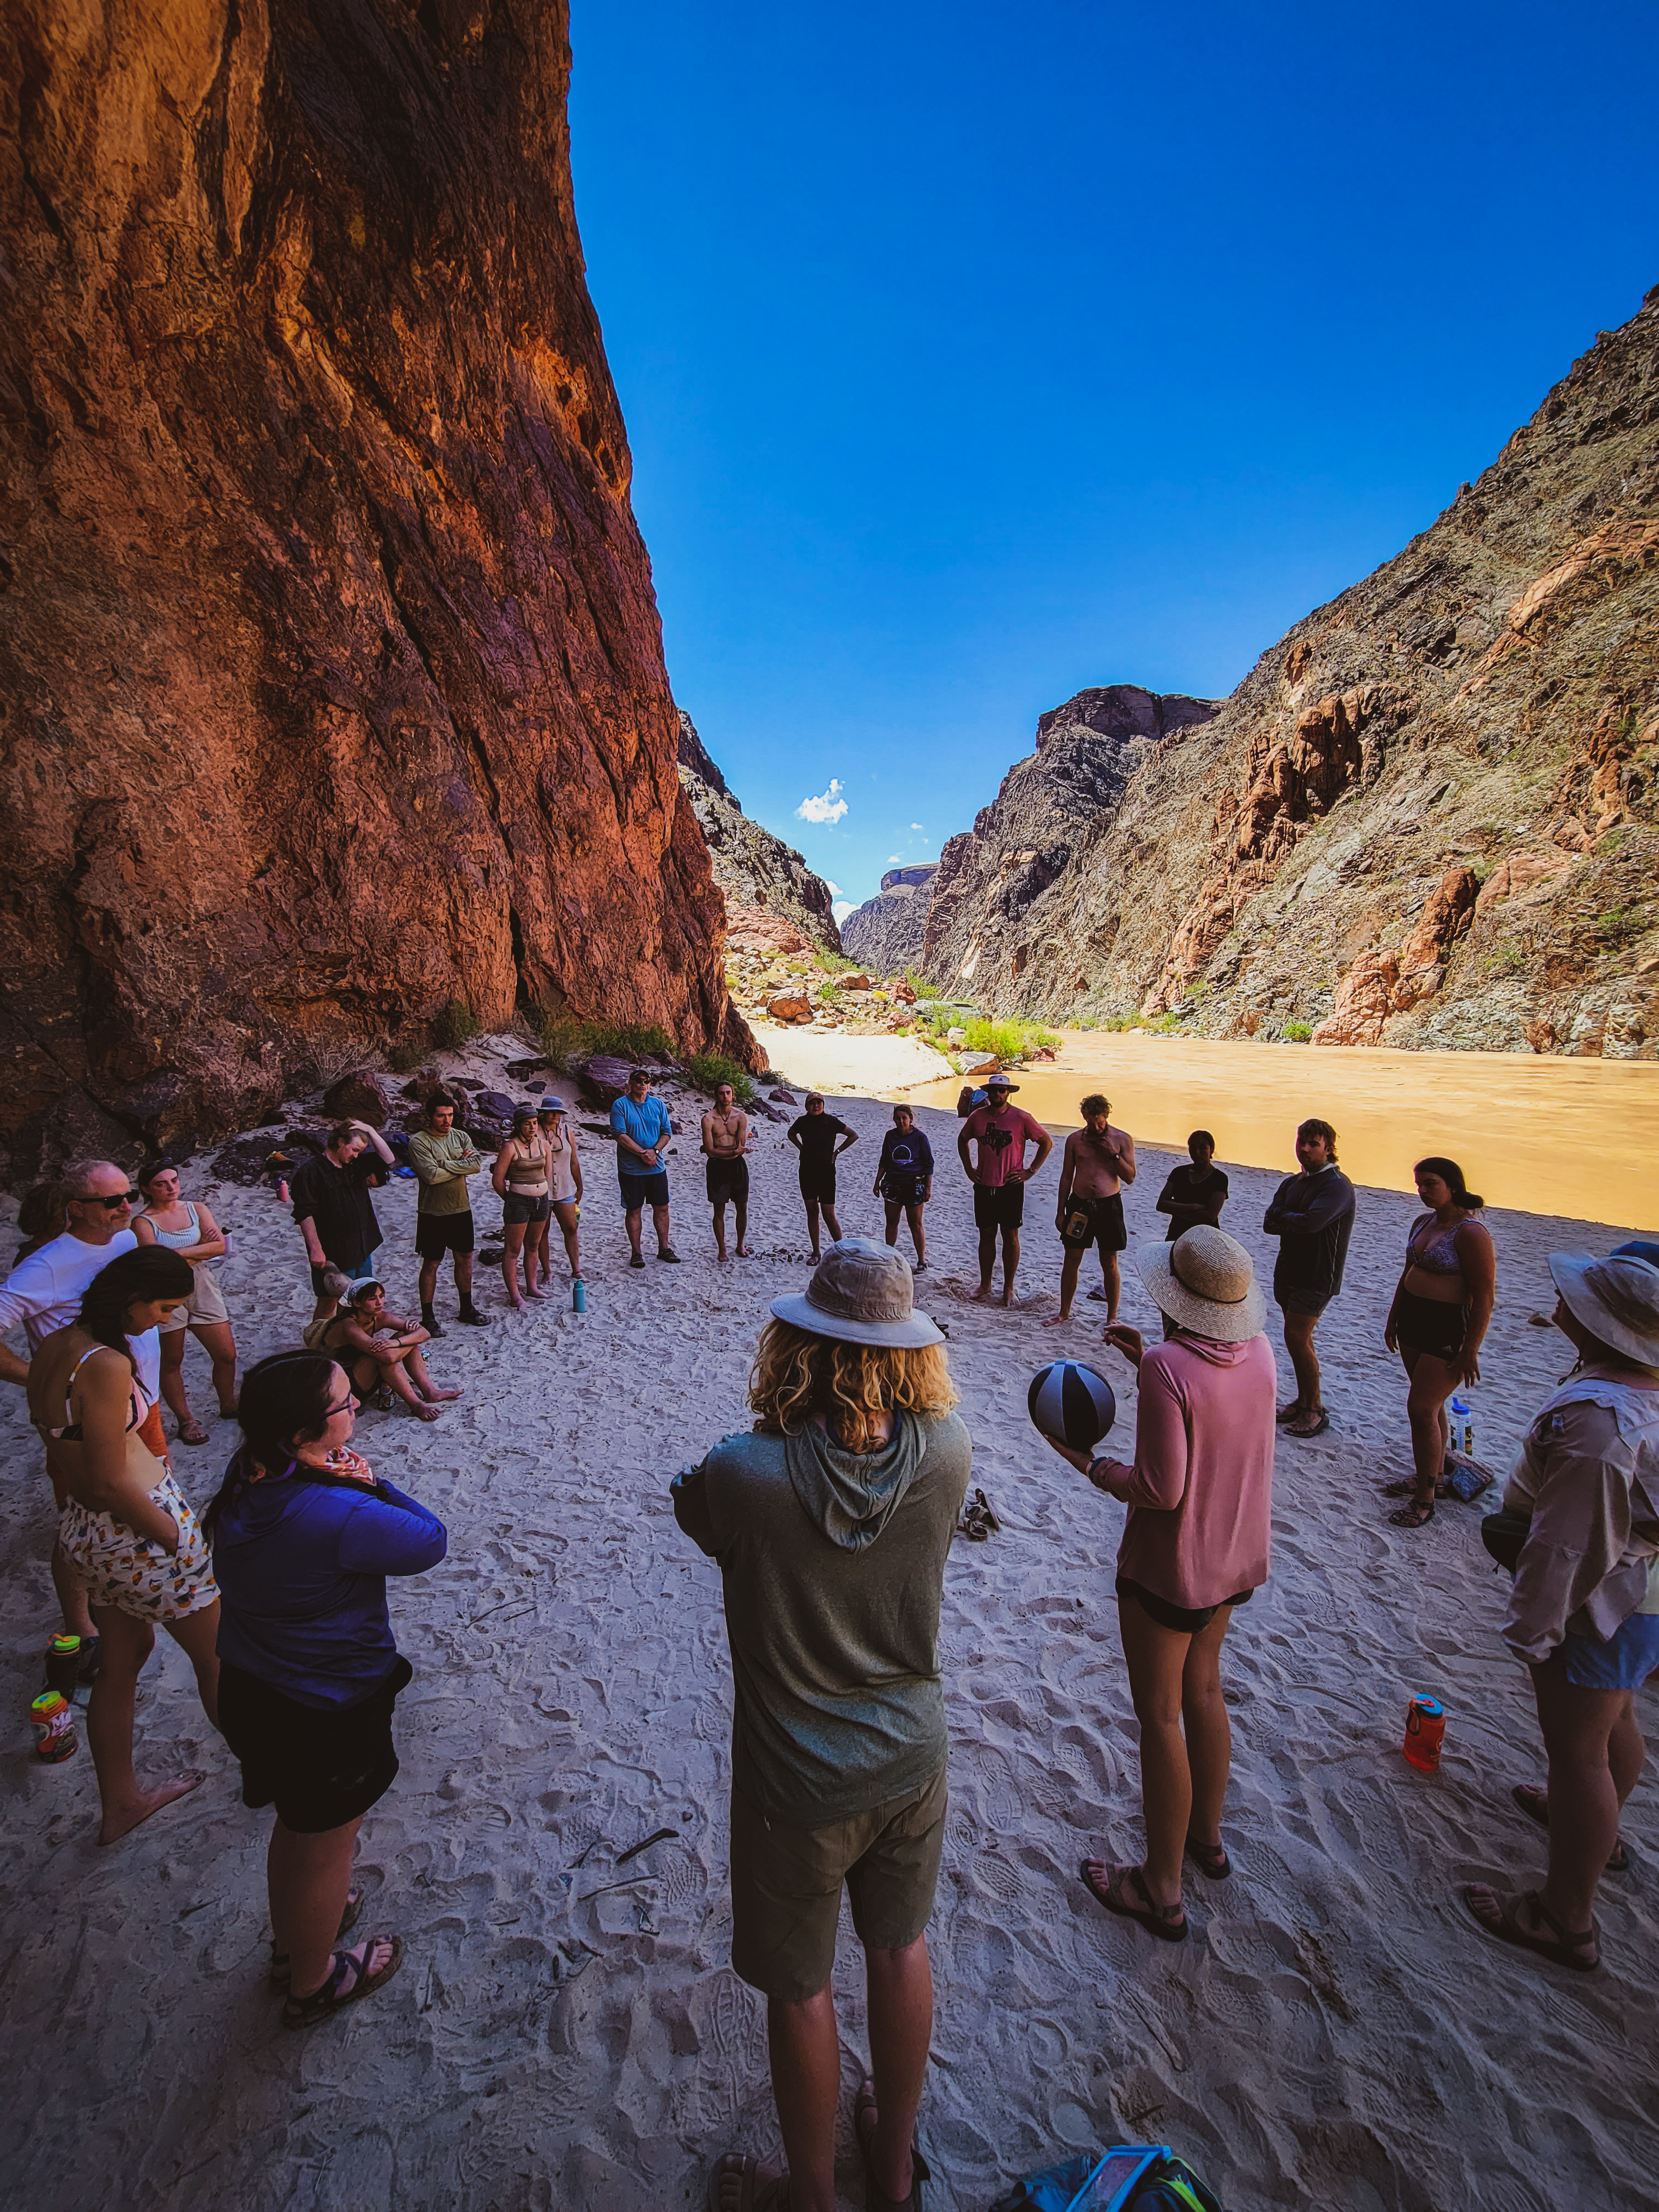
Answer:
[
  {"left": 218, "top": 1655, "right": 412, "bottom": 1834},
  {"left": 415, "top": 1209, "right": 476, "bottom": 1260},
  {"left": 501, "top": 1192, "right": 551, "bottom": 1226},
  {"left": 1118, "top": 1577, "right": 1254, "bottom": 1635},
  {"left": 881, "top": 1177, "right": 928, "bottom": 1210},
  {"left": 619, "top": 1169, "right": 670, "bottom": 1210},
  {"left": 799, "top": 1163, "right": 837, "bottom": 1206},
  {"left": 973, "top": 1181, "right": 1025, "bottom": 1231},
  {"left": 1060, "top": 1192, "right": 1126, "bottom": 1253},
  {"left": 1395, "top": 1289, "right": 1465, "bottom": 1362},
  {"left": 707, "top": 1157, "right": 750, "bottom": 1205},
  {"left": 1276, "top": 1282, "right": 1329, "bottom": 1318}
]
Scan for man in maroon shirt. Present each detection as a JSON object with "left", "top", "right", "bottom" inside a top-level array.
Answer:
[{"left": 956, "top": 1075, "right": 1053, "bottom": 1306}]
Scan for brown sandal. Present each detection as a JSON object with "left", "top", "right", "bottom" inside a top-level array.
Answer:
[
  {"left": 281, "top": 1934, "right": 404, "bottom": 2028},
  {"left": 1461, "top": 1886, "right": 1599, "bottom": 1972},
  {"left": 1081, "top": 1859, "right": 1187, "bottom": 1942},
  {"left": 706, "top": 2153, "right": 789, "bottom": 2211},
  {"left": 855, "top": 2078, "right": 930, "bottom": 2211}
]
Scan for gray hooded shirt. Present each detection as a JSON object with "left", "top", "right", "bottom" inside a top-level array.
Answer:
[{"left": 681, "top": 1410, "right": 972, "bottom": 1827}]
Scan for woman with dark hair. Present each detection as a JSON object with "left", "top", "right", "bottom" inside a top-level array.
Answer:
[
  {"left": 133, "top": 1159, "right": 238, "bottom": 1443},
  {"left": 205, "top": 1351, "right": 446, "bottom": 2029},
  {"left": 1381, "top": 1156, "right": 1496, "bottom": 1527},
  {"left": 873, "top": 1104, "right": 933, "bottom": 1269},
  {"left": 312, "top": 1278, "right": 460, "bottom": 1421},
  {"left": 491, "top": 1104, "right": 553, "bottom": 1307},
  {"left": 26, "top": 1245, "right": 221, "bottom": 1844}
]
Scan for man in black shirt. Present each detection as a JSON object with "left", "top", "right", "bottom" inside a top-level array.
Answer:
[
  {"left": 1262, "top": 1118, "right": 1356, "bottom": 1438},
  {"left": 290, "top": 1119, "right": 396, "bottom": 1321},
  {"left": 787, "top": 1094, "right": 859, "bottom": 1261},
  {"left": 1155, "top": 1131, "right": 1229, "bottom": 1243}
]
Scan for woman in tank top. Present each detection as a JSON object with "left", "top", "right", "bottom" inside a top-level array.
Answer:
[
  {"left": 26, "top": 1245, "right": 221, "bottom": 1844},
  {"left": 537, "top": 1097, "right": 583, "bottom": 1288},
  {"left": 1381, "top": 1155, "right": 1496, "bottom": 1528},
  {"left": 134, "top": 1160, "right": 239, "bottom": 1444},
  {"left": 492, "top": 1106, "right": 554, "bottom": 1308}
]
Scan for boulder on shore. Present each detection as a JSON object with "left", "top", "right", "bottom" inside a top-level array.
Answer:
[{"left": 321, "top": 1071, "right": 396, "bottom": 1127}]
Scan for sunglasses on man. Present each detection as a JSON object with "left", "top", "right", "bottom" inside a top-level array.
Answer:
[{"left": 83, "top": 1190, "right": 139, "bottom": 1209}]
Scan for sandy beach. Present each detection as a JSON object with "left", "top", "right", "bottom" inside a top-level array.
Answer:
[{"left": 1, "top": 1034, "right": 1654, "bottom": 2211}]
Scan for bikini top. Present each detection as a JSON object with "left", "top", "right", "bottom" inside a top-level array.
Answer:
[
  {"left": 45, "top": 1345, "right": 149, "bottom": 1442},
  {"left": 1407, "top": 1210, "right": 1481, "bottom": 1276}
]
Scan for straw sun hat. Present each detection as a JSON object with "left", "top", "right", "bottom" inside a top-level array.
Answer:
[
  {"left": 770, "top": 1237, "right": 945, "bottom": 1350},
  {"left": 1549, "top": 1251, "right": 1659, "bottom": 1368},
  {"left": 1136, "top": 1224, "right": 1265, "bottom": 1344}
]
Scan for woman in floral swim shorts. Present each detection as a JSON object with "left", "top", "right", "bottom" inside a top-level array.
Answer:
[{"left": 28, "top": 1245, "right": 221, "bottom": 1845}]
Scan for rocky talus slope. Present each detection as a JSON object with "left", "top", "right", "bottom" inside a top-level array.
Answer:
[
  {"left": 839, "top": 865, "right": 939, "bottom": 974},
  {"left": 0, "top": 0, "right": 751, "bottom": 1182},
  {"left": 974, "top": 287, "right": 1659, "bottom": 1056},
  {"left": 922, "top": 687, "right": 1219, "bottom": 993},
  {"left": 676, "top": 713, "right": 841, "bottom": 955}
]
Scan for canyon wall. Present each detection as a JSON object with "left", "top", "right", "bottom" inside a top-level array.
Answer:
[
  {"left": 0, "top": 0, "right": 752, "bottom": 1180},
  {"left": 676, "top": 712, "right": 841, "bottom": 955},
  {"left": 974, "top": 287, "right": 1659, "bottom": 1056},
  {"left": 839, "top": 865, "right": 938, "bottom": 976}
]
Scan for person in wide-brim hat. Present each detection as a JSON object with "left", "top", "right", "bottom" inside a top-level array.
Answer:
[
  {"left": 1042, "top": 1222, "right": 1276, "bottom": 1948},
  {"left": 673, "top": 1237, "right": 969, "bottom": 2212}
]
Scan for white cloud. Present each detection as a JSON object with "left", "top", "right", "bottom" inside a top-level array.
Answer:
[
  {"left": 825, "top": 879, "right": 843, "bottom": 898},
  {"left": 910, "top": 822, "right": 924, "bottom": 832},
  {"left": 796, "top": 778, "right": 847, "bottom": 826},
  {"left": 832, "top": 899, "right": 856, "bottom": 922},
  {"left": 887, "top": 853, "right": 904, "bottom": 864}
]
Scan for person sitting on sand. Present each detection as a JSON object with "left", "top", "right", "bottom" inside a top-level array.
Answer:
[
  {"left": 133, "top": 1160, "right": 239, "bottom": 1443},
  {"left": 537, "top": 1097, "right": 584, "bottom": 1286},
  {"left": 702, "top": 1082, "right": 753, "bottom": 1261},
  {"left": 492, "top": 1105, "right": 554, "bottom": 1307},
  {"left": 204, "top": 1351, "right": 446, "bottom": 2030},
  {"left": 673, "top": 1239, "right": 970, "bottom": 2212},
  {"left": 1463, "top": 1251, "right": 1659, "bottom": 1976},
  {"left": 1262, "top": 1118, "right": 1355, "bottom": 1439},
  {"left": 1044, "top": 1227, "right": 1276, "bottom": 1944},
  {"left": 1380, "top": 1157, "right": 1496, "bottom": 1528},
  {"left": 788, "top": 1093, "right": 859, "bottom": 1262},
  {"left": 611, "top": 1068, "right": 680, "bottom": 1269},
  {"left": 26, "top": 1246, "right": 221, "bottom": 1844},
  {"left": 957, "top": 1075, "right": 1052, "bottom": 1307},
  {"left": 310, "top": 1279, "right": 461, "bottom": 1423},
  {"left": 873, "top": 1104, "right": 933, "bottom": 1271},
  {"left": 1048, "top": 1093, "right": 1135, "bottom": 1327},
  {"left": 1154, "top": 1131, "right": 1228, "bottom": 1244},
  {"left": 409, "top": 1092, "right": 488, "bottom": 1333}
]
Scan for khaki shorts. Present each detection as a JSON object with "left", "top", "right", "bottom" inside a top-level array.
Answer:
[
  {"left": 160, "top": 1263, "right": 230, "bottom": 1332},
  {"left": 730, "top": 1763, "right": 947, "bottom": 2001}
]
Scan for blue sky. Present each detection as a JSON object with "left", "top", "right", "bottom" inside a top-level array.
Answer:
[{"left": 568, "top": 2, "right": 1659, "bottom": 914}]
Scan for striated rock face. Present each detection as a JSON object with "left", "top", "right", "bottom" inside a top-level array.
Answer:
[
  {"left": 974, "top": 287, "right": 1659, "bottom": 1056},
  {"left": 0, "top": 0, "right": 752, "bottom": 1181},
  {"left": 675, "top": 711, "right": 840, "bottom": 955},
  {"left": 922, "top": 686, "right": 1218, "bottom": 996},
  {"left": 839, "top": 865, "right": 938, "bottom": 977}
]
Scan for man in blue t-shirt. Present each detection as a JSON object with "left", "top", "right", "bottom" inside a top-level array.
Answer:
[{"left": 610, "top": 1068, "right": 681, "bottom": 1268}]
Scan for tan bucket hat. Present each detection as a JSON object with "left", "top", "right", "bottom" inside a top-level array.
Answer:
[
  {"left": 770, "top": 1237, "right": 945, "bottom": 1349},
  {"left": 1549, "top": 1251, "right": 1659, "bottom": 1368},
  {"left": 1136, "top": 1224, "right": 1266, "bottom": 1343}
]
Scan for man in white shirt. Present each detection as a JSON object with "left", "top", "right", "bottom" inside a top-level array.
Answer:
[{"left": 0, "top": 1159, "right": 159, "bottom": 1645}]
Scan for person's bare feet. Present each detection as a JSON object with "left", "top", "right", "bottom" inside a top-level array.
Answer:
[
  {"left": 507, "top": 1293, "right": 523, "bottom": 1311},
  {"left": 1044, "top": 1310, "right": 1071, "bottom": 1327},
  {"left": 969, "top": 1283, "right": 993, "bottom": 1302},
  {"left": 422, "top": 1385, "right": 463, "bottom": 1402},
  {"left": 715, "top": 1247, "right": 729, "bottom": 1263},
  {"left": 524, "top": 1283, "right": 546, "bottom": 1301},
  {"left": 411, "top": 1401, "right": 442, "bottom": 1421},
  {"left": 736, "top": 1242, "right": 752, "bottom": 1256},
  {"left": 98, "top": 1770, "right": 205, "bottom": 1846},
  {"left": 1001, "top": 1283, "right": 1015, "bottom": 1307}
]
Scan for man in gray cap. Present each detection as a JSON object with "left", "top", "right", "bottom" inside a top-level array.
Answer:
[
  {"left": 675, "top": 1239, "right": 970, "bottom": 2212},
  {"left": 956, "top": 1073, "right": 1052, "bottom": 1306}
]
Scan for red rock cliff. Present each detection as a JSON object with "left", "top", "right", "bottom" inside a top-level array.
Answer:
[{"left": 0, "top": 0, "right": 753, "bottom": 1175}]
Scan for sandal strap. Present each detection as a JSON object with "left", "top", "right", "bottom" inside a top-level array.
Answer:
[{"left": 1525, "top": 1890, "right": 1595, "bottom": 1951}]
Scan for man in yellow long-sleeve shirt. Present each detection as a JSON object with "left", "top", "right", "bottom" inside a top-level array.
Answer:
[{"left": 407, "top": 1091, "right": 488, "bottom": 1335}]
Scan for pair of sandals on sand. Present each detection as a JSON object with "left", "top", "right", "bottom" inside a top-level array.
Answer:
[
  {"left": 266, "top": 1888, "right": 405, "bottom": 2029},
  {"left": 1460, "top": 1781, "right": 1632, "bottom": 1973},
  {"left": 1276, "top": 1398, "right": 1329, "bottom": 1441},
  {"left": 1076, "top": 1832, "right": 1232, "bottom": 1945},
  {"left": 1379, "top": 1453, "right": 1495, "bottom": 1528},
  {"left": 956, "top": 1487, "right": 1001, "bottom": 1542},
  {"left": 708, "top": 2079, "right": 929, "bottom": 2210}
]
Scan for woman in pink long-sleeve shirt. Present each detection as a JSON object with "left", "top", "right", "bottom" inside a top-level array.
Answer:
[{"left": 1047, "top": 1225, "right": 1276, "bottom": 1943}]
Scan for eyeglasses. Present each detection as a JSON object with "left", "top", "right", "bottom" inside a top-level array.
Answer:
[
  {"left": 321, "top": 1396, "right": 357, "bottom": 1420},
  {"left": 84, "top": 1190, "right": 139, "bottom": 1209}
]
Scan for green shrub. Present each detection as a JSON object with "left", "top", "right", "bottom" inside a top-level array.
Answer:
[
  {"left": 684, "top": 1051, "right": 757, "bottom": 1103},
  {"left": 387, "top": 1040, "right": 428, "bottom": 1074},
  {"left": 432, "top": 998, "right": 479, "bottom": 1051},
  {"left": 958, "top": 1014, "right": 1061, "bottom": 1061},
  {"left": 1284, "top": 1021, "right": 1313, "bottom": 1042},
  {"left": 534, "top": 1010, "right": 679, "bottom": 1070}
]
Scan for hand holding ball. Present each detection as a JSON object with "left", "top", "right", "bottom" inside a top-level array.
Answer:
[{"left": 1028, "top": 1361, "right": 1117, "bottom": 1453}]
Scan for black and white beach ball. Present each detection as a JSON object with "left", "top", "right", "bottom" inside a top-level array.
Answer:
[{"left": 1027, "top": 1361, "right": 1117, "bottom": 1451}]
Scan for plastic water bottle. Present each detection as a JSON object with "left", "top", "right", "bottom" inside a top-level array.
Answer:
[
  {"left": 44, "top": 1634, "right": 83, "bottom": 1699},
  {"left": 1449, "top": 1396, "right": 1474, "bottom": 1456},
  {"left": 573, "top": 1278, "right": 586, "bottom": 1314},
  {"left": 1403, "top": 1693, "right": 1446, "bottom": 1773}
]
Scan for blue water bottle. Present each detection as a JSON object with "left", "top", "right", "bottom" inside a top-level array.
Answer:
[{"left": 573, "top": 1278, "right": 586, "bottom": 1314}]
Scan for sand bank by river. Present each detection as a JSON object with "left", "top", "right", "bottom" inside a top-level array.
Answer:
[{"left": 0, "top": 1036, "right": 1654, "bottom": 2209}]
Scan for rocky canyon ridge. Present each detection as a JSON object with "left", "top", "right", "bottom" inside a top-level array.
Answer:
[
  {"left": 899, "top": 289, "right": 1659, "bottom": 1058},
  {"left": 0, "top": 0, "right": 753, "bottom": 1182},
  {"left": 676, "top": 713, "right": 840, "bottom": 958}
]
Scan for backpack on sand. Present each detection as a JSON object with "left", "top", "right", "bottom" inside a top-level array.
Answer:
[{"left": 990, "top": 2145, "right": 1226, "bottom": 2212}]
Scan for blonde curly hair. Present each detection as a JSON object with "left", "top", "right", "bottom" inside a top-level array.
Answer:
[{"left": 747, "top": 1319, "right": 958, "bottom": 1455}]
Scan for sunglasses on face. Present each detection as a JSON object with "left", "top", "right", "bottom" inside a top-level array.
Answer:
[{"left": 85, "top": 1190, "right": 139, "bottom": 1209}]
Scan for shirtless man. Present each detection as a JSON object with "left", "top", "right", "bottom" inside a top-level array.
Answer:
[
  {"left": 701, "top": 1083, "right": 753, "bottom": 1261},
  {"left": 1048, "top": 1094, "right": 1137, "bottom": 1326}
]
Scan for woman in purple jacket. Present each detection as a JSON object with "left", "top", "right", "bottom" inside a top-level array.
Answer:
[
  {"left": 1047, "top": 1226, "right": 1277, "bottom": 1943},
  {"left": 203, "top": 1352, "right": 447, "bottom": 2029}
]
